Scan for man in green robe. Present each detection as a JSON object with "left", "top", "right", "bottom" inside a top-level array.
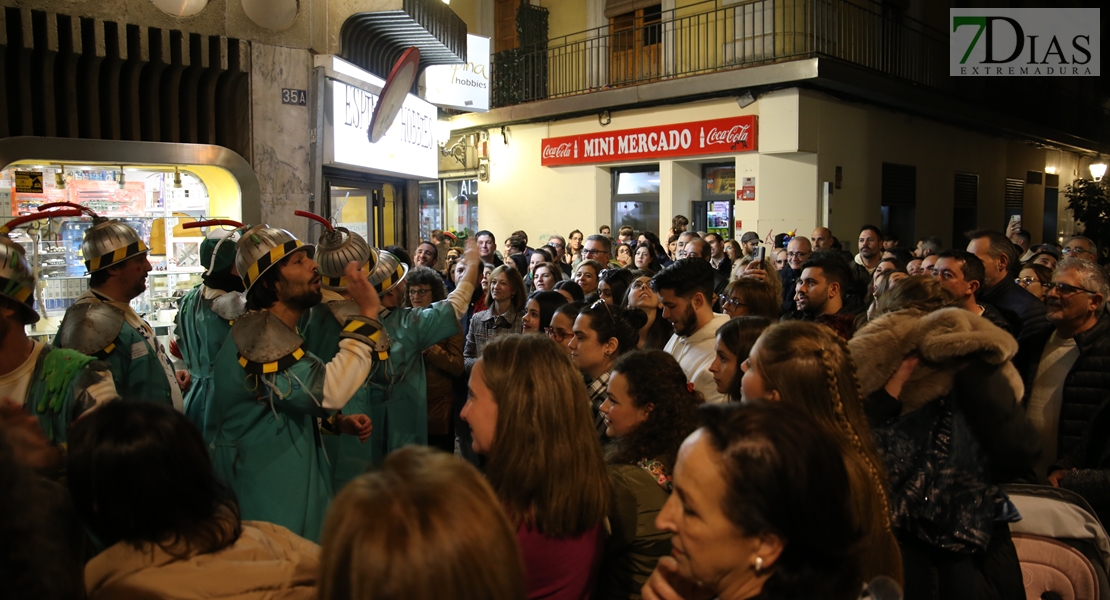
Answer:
[
  {"left": 208, "top": 225, "right": 386, "bottom": 542},
  {"left": 173, "top": 221, "right": 248, "bottom": 438},
  {"left": 54, "top": 216, "right": 184, "bottom": 408},
  {"left": 302, "top": 232, "right": 480, "bottom": 490}
]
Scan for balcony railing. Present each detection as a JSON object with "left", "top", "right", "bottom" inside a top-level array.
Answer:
[
  {"left": 491, "top": 0, "right": 950, "bottom": 107},
  {"left": 490, "top": 0, "right": 1110, "bottom": 146}
]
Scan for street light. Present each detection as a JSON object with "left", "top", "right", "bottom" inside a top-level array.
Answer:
[{"left": 1090, "top": 162, "right": 1106, "bottom": 182}]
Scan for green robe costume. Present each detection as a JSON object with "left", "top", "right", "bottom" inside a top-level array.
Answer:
[
  {"left": 23, "top": 345, "right": 113, "bottom": 444},
  {"left": 208, "top": 310, "right": 386, "bottom": 542},
  {"left": 55, "top": 296, "right": 175, "bottom": 407},
  {"left": 175, "top": 286, "right": 236, "bottom": 438},
  {"left": 301, "top": 300, "right": 459, "bottom": 490}
]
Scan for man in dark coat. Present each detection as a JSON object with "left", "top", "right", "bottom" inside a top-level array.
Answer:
[{"left": 968, "top": 229, "right": 1049, "bottom": 342}]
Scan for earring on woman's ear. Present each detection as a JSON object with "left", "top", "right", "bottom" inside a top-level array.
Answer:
[{"left": 753, "top": 556, "right": 764, "bottom": 573}]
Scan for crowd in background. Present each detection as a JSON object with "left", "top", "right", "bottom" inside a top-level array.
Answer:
[{"left": 3, "top": 209, "right": 1110, "bottom": 600}]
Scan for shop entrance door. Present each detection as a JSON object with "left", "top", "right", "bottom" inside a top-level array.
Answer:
[{"left": 325, "top": 177, "right": 400, "bottom": 248}]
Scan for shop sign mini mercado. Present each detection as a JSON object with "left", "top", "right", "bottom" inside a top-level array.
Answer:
[{"left": 540, "top": 116, "right": 757, "bottom": 167}]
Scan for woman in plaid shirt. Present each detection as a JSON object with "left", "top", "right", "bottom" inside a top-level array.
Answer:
[{"left": 464, "top": 265, "right": 526, "bottom": 373}]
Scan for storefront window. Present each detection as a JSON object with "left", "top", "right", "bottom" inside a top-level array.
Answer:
[
  {"left": 329, "top": 181, "right": 398, "bottom": 248},
  {"left": 2, "top": 163, "right": 229, "bottom": 329},
  {"left": 443, "top": 179, "right": 478, "bottom": 238},
  {"left": 418, "top": 182, "right": 440, "bottom": 242},
  {"left": 615, "top": 170, "right": 660, "bottom": 194},
  {"left": 612, "top": 167, "right": 660, "bottom": 235}
]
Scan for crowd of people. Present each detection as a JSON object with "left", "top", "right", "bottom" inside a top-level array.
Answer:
[{"left": 2, "top": 206, "right": 1110, "bottom": 600}]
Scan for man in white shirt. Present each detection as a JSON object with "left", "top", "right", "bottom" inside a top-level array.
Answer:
[
  {"left": 1014, "top": 258, "right": 1110, "bottom": 480},
  {"left": 651, "top": 258, "right": 730, "bottom": 404},
  {"left": 0, "top": 236, "right": 117, "bottom": 443}
]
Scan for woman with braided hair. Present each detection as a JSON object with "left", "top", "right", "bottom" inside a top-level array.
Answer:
[{"left": 740, "top": 321, "right": 903, "bottom": 586}]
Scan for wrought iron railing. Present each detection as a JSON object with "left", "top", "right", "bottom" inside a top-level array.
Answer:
[
  {"left": 490, "top": 0, "right": 1110, "bottom": 145},
  {"left": 491, "top": 0, "right": 950, "bottom": 106}
]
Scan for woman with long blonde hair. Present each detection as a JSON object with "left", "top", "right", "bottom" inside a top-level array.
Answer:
[
  {"left": 318, "top": 446, "right": 525, "bottom": 600},
  {"left": 740, "top": 321, "right": 903, "bottom": 586},
  {"left": 461, "top": 334, "right": 611, "bottom": 600}
]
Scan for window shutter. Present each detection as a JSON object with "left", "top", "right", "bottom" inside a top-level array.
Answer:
[
  {"left": 1004, "top": 178, "right": 1024, "bottom": 209},
  {"left": 954, "top": 173, "right": 978, "bottom": 209}
]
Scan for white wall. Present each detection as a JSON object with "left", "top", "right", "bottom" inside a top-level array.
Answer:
[
  {"left": 478, "top": 97, "right": 757, "bottom": 242},
  {"left": 476, "top": 86, "right": 1089, "bottom": 249}
]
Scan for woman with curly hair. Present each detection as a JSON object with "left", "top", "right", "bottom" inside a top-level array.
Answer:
[
  {"left": 596, "top": 350, "right": 703, "bottom": 599},
  {"left": 741, "top": 321, "right": 904, "bottom": 586}
]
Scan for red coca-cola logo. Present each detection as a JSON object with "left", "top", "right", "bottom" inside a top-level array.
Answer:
[
  {"left": 705, "top": 125, "right": 751, "bottom": 146},
  {"left": 543, "top": 142, "right": 574, "bottom": 158}
]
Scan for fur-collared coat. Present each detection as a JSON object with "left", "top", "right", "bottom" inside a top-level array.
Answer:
[{"left": 850, "top": 308, "right": 1041, "bottom": 553}]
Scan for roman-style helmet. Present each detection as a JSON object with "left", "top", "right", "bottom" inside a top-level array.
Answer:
[
  {"left": 37, "top": 202, "right": 149, "bottom": 273},
  {"left": 0, "top": 209, "right": 84, "bottom": 324},
  {"left": 296, "top": 211, "right": 377, "bottom": 292},
  {"left": 368, "top": 250, "right": 408, "bottom": 296},
  {"left": 295, "top": 211, "right": 407, "bottom": 296},
  {"left": 234, "top": 225, "right": 314, "bottom": 293}
]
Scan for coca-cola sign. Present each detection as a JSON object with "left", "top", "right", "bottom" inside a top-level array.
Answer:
[
  {"left": 540, "top": 115, "right": 757, "bottom": 167},
  {"left": 705, "top": 124, "right": 751, "bottom": 146},
  {"left": 542, "top": 142, "right": 576, "bottom": 160}
]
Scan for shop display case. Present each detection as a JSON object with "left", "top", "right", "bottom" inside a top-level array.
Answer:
[{"left": 1, "top": 164, "right": 226, "bottom": 339}]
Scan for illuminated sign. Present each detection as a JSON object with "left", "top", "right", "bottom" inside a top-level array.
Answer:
[
  {"left": 540, "top": 116, "right": 758, "bottom": 166},
  {"left": 319, "top": 55, "right": 438, "bottom": 180},
  {"left": 424, "top": 35, "right": 491, "bottom": 112}
]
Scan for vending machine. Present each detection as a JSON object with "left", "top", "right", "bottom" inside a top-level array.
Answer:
[
  {"left": 692, "top": 164, "right": 736, "bottom": 239},
  {"left": 692, "top": 200, "right": 733, "bottom": 240}
]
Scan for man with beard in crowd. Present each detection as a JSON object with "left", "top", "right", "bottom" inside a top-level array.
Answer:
[
  {"left": 786, "top": 252, "right": 859, "bottom": 339},
  {"left": 652, "top": 259, "right": 729, "bottom": 404},
  {"left": 855, "top": 225, "right": 883, "bottom": 275},
  {"left": 207, "top": 225, "right": 386, "bottom": 541}
]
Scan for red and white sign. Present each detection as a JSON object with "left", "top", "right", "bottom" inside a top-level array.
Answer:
[
  {"left": 540, "top": 115, "right": 757, "bottom": 167},
  {"left": 740, "top": 177, "right": 756, "bottom": 201}
]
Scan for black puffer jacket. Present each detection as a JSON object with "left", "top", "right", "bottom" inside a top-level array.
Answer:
[
  {"left": 1050, "top": 399, "right": 1110, "bottom": 525},
  {"left": 1015, "top": 310, "right": 1110, "bottom": 459},
  {"left": 1016, "top": 310, "right": 1110, "bottom": 456}
]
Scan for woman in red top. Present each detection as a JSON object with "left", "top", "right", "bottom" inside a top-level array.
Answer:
[{"left": 462, "top": 334, "right": 610, "bottom": 600}]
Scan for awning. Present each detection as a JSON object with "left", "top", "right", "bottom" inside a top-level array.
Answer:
[{"left": 340, "top": 0, "right": 467, "bottom": 81}]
